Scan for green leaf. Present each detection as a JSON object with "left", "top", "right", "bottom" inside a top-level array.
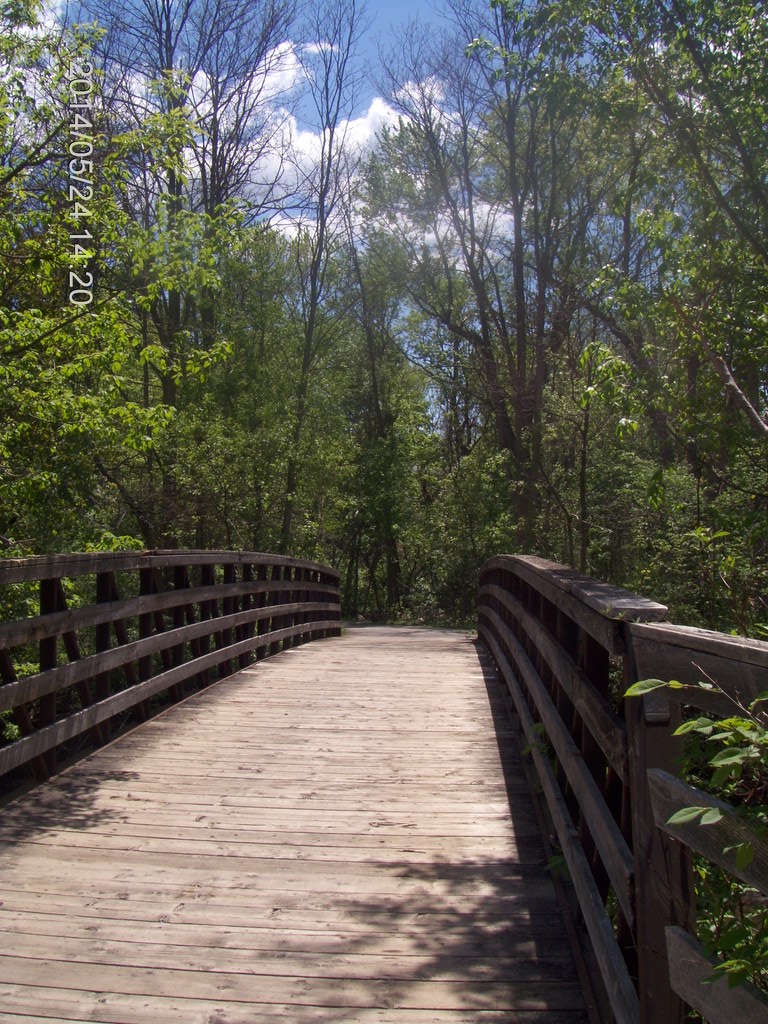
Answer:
[
  {"left": 625, "top": 678, "right": 671, "bottom": 697},
  {"left": 728, "top": 842, "right": 756, "bottom": 870},
  {"left": 712, "top": 959, "right": 753, "bottom": 988},
  {"left": 667, "top": 806, "right": 708, "bottom": 825},
  {"left": 711, "top": 766, "right": 735, "bottom": 787},
  {"left": 699, "top": 808, "right": 724, "bottom": 825},
  {"left": 674, "top": 717, "right": 715, "bottom": 736},
  {"left": 710, "top": 747, "right": 752, "bottom": 767}
]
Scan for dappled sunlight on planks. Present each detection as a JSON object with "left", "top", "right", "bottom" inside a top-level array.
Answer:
[{"left": 0, "top": 626, "right": 589, "bottom": 1023}]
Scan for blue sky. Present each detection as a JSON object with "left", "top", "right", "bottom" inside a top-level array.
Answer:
[
  {"left": 354, "top": 0, "right": 445, "bottom": 114},
  {"left": 368, "top": 0, "right": 441, "bottom": 37}
]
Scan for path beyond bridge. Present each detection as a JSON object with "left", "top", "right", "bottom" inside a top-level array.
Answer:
[{"left": 0, "top": 625, "right": 589, "bottom": 1023}]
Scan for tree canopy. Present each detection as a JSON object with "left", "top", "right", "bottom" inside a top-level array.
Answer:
[{"left": 2, "top": 0, "right": 767, "bottom": 632}]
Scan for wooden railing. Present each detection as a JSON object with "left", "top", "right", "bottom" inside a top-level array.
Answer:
[
  {"left": 478, "top": 554, "right": 768, "bottom": 1024},
  {"left": 0, "top": 550, "right": 341, "bottom": 790}
]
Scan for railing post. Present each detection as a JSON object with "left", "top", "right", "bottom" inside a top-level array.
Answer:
[
  {"left": 238, "top": 562, "right": 254, "bottom": 669},
  {"left": 104, "top": 570, "right": 138, "bottom": 694},
  {"left": 199, "top": 563, "right": 215, "bottom": 672},
  {"left": 286, "top": 565, "right": 298, "bottom": 647},
  {"left": 0, "top": 647, "right": 45, "bottom": 780},
  {"left": 329, "top": 567, "right": 342, "bottom": 638},
  {"left": 219, "top": 562, "right": 236, "bottom": 678},
  {"left": 38, "top": 577, "right": 59, "bottom": 776},
  {"left": 94, "top": 572, "right": 113, "bottom": 721},
  {"left": 269, "top": 564, "right": 284, "bottom": 656},
  {"left": 294, "top": 567, "right": 306, "bottom": 645},
  {"left": 170, "top": 565, "right": 189, "bottom": 700},
  {"left": 54, "top": 576, "right": 101, "bottom": 748},
  {"left": 256, "top": 562, "right": 269, "bottom": 659},
  {"left": 137, "top": 565, "right": 155, "bottom": 721},
  {"left": 622, "top": 628, "right": 696, "bottom": 1024}
]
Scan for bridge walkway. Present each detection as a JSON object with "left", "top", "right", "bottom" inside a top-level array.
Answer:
[{"left": 0, "top": 626, "right": 590, "bottom": 1023}]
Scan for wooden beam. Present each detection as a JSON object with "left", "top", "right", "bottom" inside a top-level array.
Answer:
[
  {"left": 666, "top": 927, "right": 768, "bottom": 1024},
  {"left": 480, "top": 625, "right": 641, "bottom": 1024},
  {"left": 0, "top": 550, "right": 341, "bottom": 586},
  {"left": 0, "top": 580, "right": 339, "bottom": 649},
  {"left": 481, "top": 584, "right": 628, "bottom": 782},
  {"left": 648, "top": 768, "right": 768, "bottom": 892},
  {"left": 479, "top": 606, "right": 634, "bottom": 925},
  {"left": 629, "top": 621, "right": 768, "bottom": 715}
]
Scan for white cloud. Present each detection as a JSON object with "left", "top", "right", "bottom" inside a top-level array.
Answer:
[
  {"left": 340, "top": 96, "right": 400, "bottom": 153},
  {"left": 247, "top": 95, "right": 401, "bottom": 219},
  {"left": 259, "top": 41, "right": 306, "bottom": 103},
  {"left": 30, "top": 0, "right": 65, "bottom": 35},
  {"left": 393, "top": 75, "right": 445, "bottom": 113}
]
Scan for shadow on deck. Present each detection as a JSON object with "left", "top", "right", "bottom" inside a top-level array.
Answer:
[{"left": 0, "top": 626, "right": 591, "bottom": 1023}]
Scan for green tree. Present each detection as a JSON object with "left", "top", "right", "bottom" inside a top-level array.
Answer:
[{"left": 0, "top": 4, "right": 174, "bottom": 552}]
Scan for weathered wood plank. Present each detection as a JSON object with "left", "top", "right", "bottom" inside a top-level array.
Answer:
[
  {"left": 628, "top": 621, "right": 768, "bottom": 714},
  {"left": 0, "top": 549, "right": 340, "bottom": 586},
  {"left": 0, "top": 908, "right": 573, "bottom": 962},
  {"left": 0, "top": 956, "right": 587, "bottom": 1012},
  {"left": 0, "top": 626, "right": 589, "bottom": 1023},
  {"left": 648, "top": 768, "right": 768, "bottom": 892},
  {"left": 482, "top": 555, "right": 667, "bottom": 654},
  {"left": 510, "top": 555, "right": 668, "bottom": 622},
  {"left": 0, "top": 888, "right": 571, "bottom": 934},
  {"left": 480, "top": 605, "right": 635, "bottom": 924},
  {"left": 0, "top": 618, "right": 340, "bottom": 776},
  {"left": 1, "top": 929, "right": 580, "bottom": 982},
  {"left": 481, "top": 582, "right": 628, "bottom": 781},
  {"left": 0, "top": 985, "right": 585, "bottom": 1024},
  {"left": 666, "top": 926, "right": 768, "bottom": 1024}
]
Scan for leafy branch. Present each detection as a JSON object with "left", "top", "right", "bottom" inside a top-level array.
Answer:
[{"left": 626, "top": 675, "right": 768, "bottom": 989}]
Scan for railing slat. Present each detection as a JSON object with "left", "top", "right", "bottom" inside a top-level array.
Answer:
[
  {"left": 0, "top": 551, "right": 341, "bottom": 788},
  {"left": 0, "top": 602, "right": 337, "bottom": 713},
  {"left": 649, "top": 768, "right": 768, "bottom": 892},
  {"left": 0, "top": 616, "right": 340, "bottom": 778},
  {"left": 481, "top": 582, "right": 628, "bottom": 782},
  {"left": 666, "top": 927, "right": 768, "bottom": 1024},
  {"left": 478, "top": 553, "right": 768, "bottom": 1024},
  {"left": 481, "top": 622, "right": 641, "bottom": 1024},
  {"left": 478, "top": 555, "right": 693, "bottom": 1024},
  {"left": 481, "top": 604, "right": 635, "bottom": 924}
]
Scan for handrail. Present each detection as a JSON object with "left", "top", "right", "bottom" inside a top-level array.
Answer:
[
  {"left": 0, "top": 549, "right": 341, "bottom": 789},
  {"left": 478, "top": 554, "right": 768, "bottom": 1024}
]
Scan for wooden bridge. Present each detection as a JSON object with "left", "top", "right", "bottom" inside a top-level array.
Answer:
[{"left": 0, "top": 551, "right": 766, "bottom": 1024}]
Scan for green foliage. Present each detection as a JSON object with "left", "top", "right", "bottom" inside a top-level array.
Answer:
[
  {"left": 695, "top": 866, "right": 768, "bottom": 990},
  {"left": 2, "top": 3, "right": 768, "bottom": 987},
  {"left": 0, "top": 708, "right": 21, "bottom": 744},
  {"left": 627, "top": 677, "right": 768, "bottom": 990},
  {"left": 1, "top": 0, "right": 767, "bottom": 637}
]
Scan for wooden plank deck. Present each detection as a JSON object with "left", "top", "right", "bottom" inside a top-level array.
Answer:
[{"left": 0, "top": 626, "right": 590, "bottom": 1023}]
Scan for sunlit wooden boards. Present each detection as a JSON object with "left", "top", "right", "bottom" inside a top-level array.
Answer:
[{"left": 0, "top": 625, "right": 589, "bottom": 1023}]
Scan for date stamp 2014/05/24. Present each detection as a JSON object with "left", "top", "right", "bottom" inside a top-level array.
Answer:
[{"left": 67, "top": 56, "right": 96, "bottom": 307}]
